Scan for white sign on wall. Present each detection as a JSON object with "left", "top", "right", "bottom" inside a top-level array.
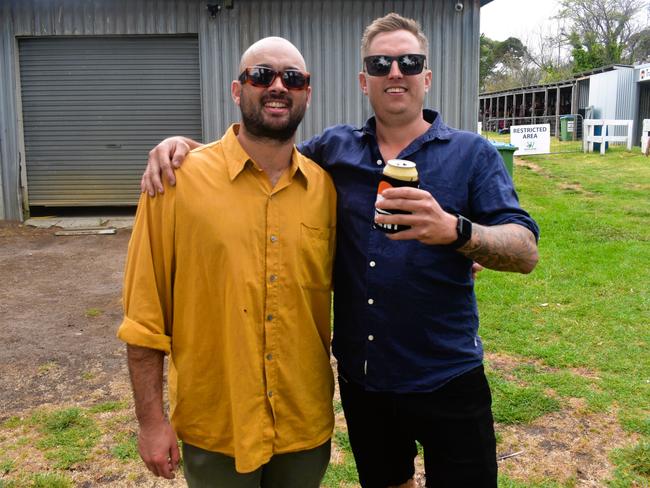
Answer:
[
  {"left": 640, "top": 67, "right": 649, "bottom": 82},
  {"left": 510, "top": 124, "right": 551, "bottom": 155}
]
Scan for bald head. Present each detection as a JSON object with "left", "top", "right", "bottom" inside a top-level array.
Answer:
[{"left": 239, "top": 37, "right": 307, "bottom": 73}]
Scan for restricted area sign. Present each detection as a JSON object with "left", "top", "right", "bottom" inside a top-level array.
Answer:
[{"left": 510, "top": 124, "right": 551, "bottom": 155}]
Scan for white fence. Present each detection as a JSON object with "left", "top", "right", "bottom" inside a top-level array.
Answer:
[{"left": 583, "top": 119, "right": 633, "bottom": 154}]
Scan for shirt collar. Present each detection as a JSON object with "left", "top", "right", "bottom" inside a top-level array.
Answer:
[
  {"left": 361, "top": 109, "right": 453, "bottom": 143},
  {"left": 221, "top": 124, "right": 309, "bottom": 188}
]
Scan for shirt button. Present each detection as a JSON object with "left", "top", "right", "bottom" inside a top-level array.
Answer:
[
  {"left": 269, "top": 274, "right": 278, "bottom": 283},
  {"left": 267, "top": 314, "right": 274, "bottom": 321},
  {"left": 270, "top": 235, "right": 278, "bottom": 243},
  {"left": 376, "top": 159, "right": 383, "bottom": 166},
  {"left": 369, "top": 261, "right": 376, "bottom": 268},
  {"left": 368, "top": 335, "right": 374, "bottom": 341},
  {"left": 268, "top": 391, "right": 273, "bottom": 398},
  {"left": 266, "top": 353, "right": 273, "bottom": 360},
  {"left": 368, "top": 298, "right": 374, "bottom": 305}
]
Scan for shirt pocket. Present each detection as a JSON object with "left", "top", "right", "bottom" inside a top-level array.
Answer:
[{"left": 299, "top": 223, "right": 334, "bottom": 290}]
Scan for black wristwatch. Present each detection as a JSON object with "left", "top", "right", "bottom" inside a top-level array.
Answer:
[{"left": 452, "top": 214, "right": 473, "bottom": 249}]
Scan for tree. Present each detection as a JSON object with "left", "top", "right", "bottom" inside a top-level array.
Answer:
[
  {"left": 627, "top": 27, "right": 650, "bottom": 62},
  {"left": 524, "top": 22, "right": 574, "bottom": 84},
  {"left": 555, "top": 0, "right": 650, "bottom": 70},
  {"left": 480, "top": 35, "right": 529, "bottom": 91}
]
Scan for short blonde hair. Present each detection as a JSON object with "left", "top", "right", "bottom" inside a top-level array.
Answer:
[{"left": 361, "top": 13, "right": 429, "bottom": 59}]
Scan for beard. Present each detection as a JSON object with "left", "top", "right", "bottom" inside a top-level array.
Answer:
[{"left": 239, "top": 91, "right": 306, "bottom": 143}]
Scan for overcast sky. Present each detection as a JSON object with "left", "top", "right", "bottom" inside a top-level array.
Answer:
[{"left": 480, "top": 0, "right": 561, "bottom": 44}]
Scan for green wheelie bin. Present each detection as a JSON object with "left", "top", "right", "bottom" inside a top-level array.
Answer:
[{"left": 491, "top": 142, "right": 517, "bottom": 178}]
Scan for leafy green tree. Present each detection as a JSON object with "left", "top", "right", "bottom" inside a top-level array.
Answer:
[
  {"left": 556, "top": 0, "right": 649, "bottom": 69},
  {"left": 480, "top": 35, "right": 529, "bottom": 91},
  {"left": 569, "top": 32, "right": 610, "bottom": 72}
]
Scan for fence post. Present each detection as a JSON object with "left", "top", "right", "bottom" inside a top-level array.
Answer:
[{"left": 627, "top": 121, "right": 633, "bottom": 151}]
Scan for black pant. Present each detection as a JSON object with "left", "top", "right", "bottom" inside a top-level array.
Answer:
[{"left": 339, "top": 365, "right": 497, "bottom": 488}]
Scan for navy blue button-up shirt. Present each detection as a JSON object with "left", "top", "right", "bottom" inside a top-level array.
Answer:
[{"left": 298, "top": 110, "right": 539, "bottom": 392}]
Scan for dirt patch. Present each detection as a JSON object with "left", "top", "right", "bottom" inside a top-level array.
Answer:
[
  {"left": 0, "top": 222, "right": 129, "bottom": 417},
  {"left": 515, "top": 158, "right": 595, "bottom": 196},
  {"left": 497, "top": 398, "right": 634, "bottom": 486},
  {"left": 515, "top": 158, "right": 545, "bottom": 174},
  {"left": 485, "top": 352, "right": 638, "bottom": 486},
  {"left": 487, "top": 351, "right": 602, "bottom": 382}
]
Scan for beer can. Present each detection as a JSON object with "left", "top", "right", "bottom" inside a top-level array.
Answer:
[{"left": 374, "top": 159, "right": 419, "bottom": 234}]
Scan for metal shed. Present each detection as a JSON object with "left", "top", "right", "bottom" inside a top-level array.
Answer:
[
  {"left": 587, "top": 65, "right": 638, "bottom": 139},
  {"left": 0, "top": 0, "right": 491, "bottom": 221},
  {"left": 479, "top": 63, "right": 650, "bottom": 147}
]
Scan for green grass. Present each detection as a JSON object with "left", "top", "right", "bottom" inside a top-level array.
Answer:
[
  {"left": 88, "top": 401, "right": 127, "bottom": 414},
  {"left": 0, "top": 402, "right": 142, "bottom": 485},
  {"left": 0, "top": 473, "right": 73, "bottom": 488},
  {"left": 35, "top": 408, "right": 100, "bottom": 469},
  {"left": 0, "top": 459, "right": 14, "bottom": 474},
  {"left": 475, "top": 146, "right": 649, "bottom": 484},
  {"left": 488, "top": 371, "right": 561, "bottom": 424},
  {"left": 322, "top": 460, "right": 359, "bottom": 488},
  {"left": 84, "top": 308, "right": 103, "bottom": 318},
  {"left": 333, "top": 400, "right": 343, "bottom": 415},
  {"left": 333, "top": 430, "right": 352, "bottom": 454},
  {"left": 322, "top": 430, "right": 359, "bottom": 487},
  {"left": 31, "top": 473, "right": 73, "bottom": 488},
  {"left": 111, "top": 432, "right": 139, "bottom": 461},
  {"left": 1, "top": 417, "right": 22, "bottom": 429},
  {"left": 510, "top": 364, "right": 611, "bottom": 412},
  {"left": 608, "top": 440, "right": 650, "bottom": 487},
  {"left": 498, "top": 476, "right": 568, "bottom": 488}
]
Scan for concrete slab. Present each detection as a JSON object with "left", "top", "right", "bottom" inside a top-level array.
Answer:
[
  {"left": 104, "top": 217, "right": 134, "bottom": 229},
  {"left": 25, "top": 216, "right": 134, "bottom": 230}
]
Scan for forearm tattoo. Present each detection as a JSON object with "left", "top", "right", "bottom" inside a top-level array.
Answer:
[{"left": 459, "top": 223, "right": 538, "bottom": 273}]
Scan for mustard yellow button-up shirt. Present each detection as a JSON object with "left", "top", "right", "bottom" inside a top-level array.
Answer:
[{"left": 118, "top": 125, "right": 336, "bottom": 473}]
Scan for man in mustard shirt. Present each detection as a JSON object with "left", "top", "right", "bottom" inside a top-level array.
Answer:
[{"left": 117, "top": 37, "right": 336, "bottom": 486}]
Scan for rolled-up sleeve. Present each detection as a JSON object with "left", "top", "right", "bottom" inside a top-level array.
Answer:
[
  {"left": 469, "top": 140, "right": 540, "bottom": 241},
  {"left": 117, "top": 188, "right": 176, "bottom": 354}
]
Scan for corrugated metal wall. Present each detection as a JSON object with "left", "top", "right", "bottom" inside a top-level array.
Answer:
[
  {"left": 0, "top": 3, "right": 18, "bottom": 220},
  {"left": 615, "top": 67, "right": 638, "bottom": 139},
  {"left": 0, "top": 0, "right": 481, "bottom": 219},
  {"left": 577, "top": 79, "right": 590, "bottom": 109},
  {"left": 638, "top": 83, "right": 650, "bottom": 144},
  {"left": 589, "top": 70, "right": 619, "bottom": 120},
  {"left": 589, "top": 67, "right": 638, "bottom": 140}
]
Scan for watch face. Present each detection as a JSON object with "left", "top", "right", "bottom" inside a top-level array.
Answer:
[
  {"left": 460, "top": 216, "right": 471, "bottom": 238},
  {"left": 455, "top": 214, "right": 472, "bottom": 246}
]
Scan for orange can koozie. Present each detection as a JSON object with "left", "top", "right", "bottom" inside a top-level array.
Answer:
[{"left": 374, "top": 159, "right": 419, "bottom": 234}]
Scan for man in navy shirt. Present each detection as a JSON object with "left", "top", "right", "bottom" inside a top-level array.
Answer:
[{"left": 142, "top": 13, "right": 539, "bottom": 488}]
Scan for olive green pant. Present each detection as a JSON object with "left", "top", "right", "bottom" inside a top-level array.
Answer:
[{"left": 182, "top": 440, "right": 331, "bottom": 488}]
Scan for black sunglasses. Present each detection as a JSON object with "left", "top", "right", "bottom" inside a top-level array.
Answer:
[
  {"left": 363, "top": 54, "right": 427, "bottom": 76},
  {"left": 238, "top": 66, "right": 311, "bottom": 90}
]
